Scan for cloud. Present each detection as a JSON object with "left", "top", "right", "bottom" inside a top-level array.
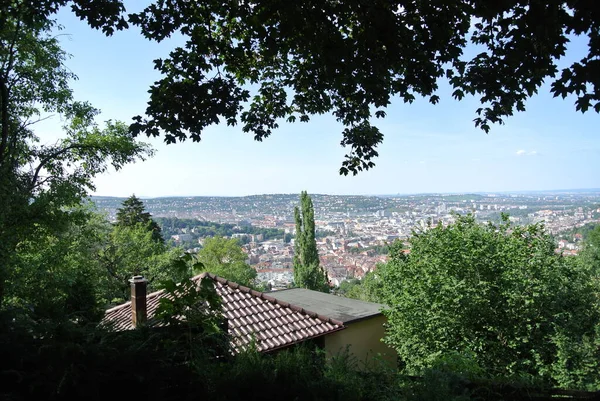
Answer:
[{"left": 516, "top": 149, "right": 538, "bottom": 156}]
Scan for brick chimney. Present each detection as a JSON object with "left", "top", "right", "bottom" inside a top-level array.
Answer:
[{"left": 129, "top": 275, "right": 148, "bottom": 328}]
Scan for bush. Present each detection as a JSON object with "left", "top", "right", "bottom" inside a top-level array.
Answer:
[
  {"left": 0, "top": 309, "right": 403, "bottom": 401},
  {"left": 381, "top": 214, "right": 600, "bottom": 386}
]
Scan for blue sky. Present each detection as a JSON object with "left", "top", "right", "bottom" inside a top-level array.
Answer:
[{"left": 41, "top": 4, "right": 600, "bottom": 197}]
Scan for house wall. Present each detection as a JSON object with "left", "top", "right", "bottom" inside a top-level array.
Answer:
[{"left": 324, "top": 315, "right": 397, "bottom": 369}]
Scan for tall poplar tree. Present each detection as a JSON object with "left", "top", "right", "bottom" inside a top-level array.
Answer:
[{"left": 293, "top": 191, "right": 328, "bottom": 292}]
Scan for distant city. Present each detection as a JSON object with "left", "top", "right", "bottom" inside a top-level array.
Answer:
[{"left": 92, "top": 190, "right": 600, "bottom": 289}]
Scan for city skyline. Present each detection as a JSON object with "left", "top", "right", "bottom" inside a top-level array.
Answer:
[
  {"left": 92, "top": 187, "right": 600, "bottom": 200},
  {"left": 39, "top": 2, "right": 600, "bottom": 198}
]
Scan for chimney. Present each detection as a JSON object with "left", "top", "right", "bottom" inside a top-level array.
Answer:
[{"left": 129, "top": 275, "right": 148, "bottom": 328}]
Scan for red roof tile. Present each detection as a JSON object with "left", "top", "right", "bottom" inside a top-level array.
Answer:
[{"left": 102, "top": 273, "right": 344, "bottom": 353}]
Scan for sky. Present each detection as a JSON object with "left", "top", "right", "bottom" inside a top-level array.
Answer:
[{"left": 40, "top": 4, "right": 600, "bottom": 197}]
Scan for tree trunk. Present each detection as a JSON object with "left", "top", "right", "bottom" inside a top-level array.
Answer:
[{"left": 0, "top": 75, "right": 9, "bottom": 166}]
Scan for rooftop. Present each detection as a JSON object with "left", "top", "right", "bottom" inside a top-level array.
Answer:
[
  {"left": 102, "top": 274, "right": 344, "bottom": 353},
  {"left": 267, "top": 288, "right": 386, "bottom": 324}
]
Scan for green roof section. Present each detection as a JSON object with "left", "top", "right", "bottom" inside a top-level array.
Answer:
[{"left": 268, "top": 288, "right": 386, "bottom": 324}]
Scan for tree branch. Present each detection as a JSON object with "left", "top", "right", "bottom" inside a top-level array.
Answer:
[
  {"left": 30, "top": 175, "right": 55, "bottom": 191},
  {"left": 5, "top": 19, "right": 21, "bottom": 77},
  {"left": 30, "top": 143, "right": 101, "bottom": 190},
  {"left": 0, "top": 16, "right": 22, "bottom": 167},
  {"left": 0, "top": 75, "right": 9, "bottom": 166},
  {"left": 20, "top": 114, "right": 54, "bottom": 130}
]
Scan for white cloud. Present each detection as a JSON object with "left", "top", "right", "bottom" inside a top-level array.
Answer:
[{"left": 516, "top": 149, "right": 538, "bottom": 156}]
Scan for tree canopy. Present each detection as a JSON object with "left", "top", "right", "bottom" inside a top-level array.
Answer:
[
  {"left": 380, "top": 214, "right": 600, "bottom": 388},
  {"left": 4, "top": 1, "right": 599, "bottom": 175},
  {"left": 578, "top": 224, "right": 600, "bottom": 274},
  {"left": 336, "top": 270, "right": 385, "bottom": 303},
  {"left": 116, "top": 195, "right": 163, "bottom": 243},
  {"left": 125, "top": 0, "right": 599, "bottom": 175},
  {"left": 194, "top": 236, "right": 257, "bottom": 288},
  {"left": 0, "top": 6, "right": 151, "bottom": 306}
]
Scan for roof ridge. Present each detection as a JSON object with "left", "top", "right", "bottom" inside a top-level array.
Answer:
[{"left": 194, "top": 273, "right": 345, "bottom": 327}]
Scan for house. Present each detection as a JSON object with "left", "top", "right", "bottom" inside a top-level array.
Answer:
[
  {"left": 102, "top": 274, "right": 396, "bottom": 366},
  {"left": 268, "top": 288, "right": 396, "bottom": 366}
]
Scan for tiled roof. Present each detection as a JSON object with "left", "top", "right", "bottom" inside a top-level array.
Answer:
[{"left": 102, "top": 273, "right": 345, "bottom": 353}]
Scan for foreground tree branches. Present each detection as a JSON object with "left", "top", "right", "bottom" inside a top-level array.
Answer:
[
  {"left": 3, "top": 1, "right": 599, "bottom": 174},
  {"left": 127, "top": 0, "right": 600, "bottom": 174},
  {"left": 0, "top": 3, "right": 150, "bottom": 306}
]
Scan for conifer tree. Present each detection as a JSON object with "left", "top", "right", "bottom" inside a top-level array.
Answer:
[
  {"left": 293, "top": 191, "right": 328, "bottom": 292},
  {"left": 116, "top": 195, "right": 164, "bottom": 243}
]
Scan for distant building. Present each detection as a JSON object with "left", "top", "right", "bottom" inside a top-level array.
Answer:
[{"left": 171, "top": 233, "right": 192, "bottom": 242}]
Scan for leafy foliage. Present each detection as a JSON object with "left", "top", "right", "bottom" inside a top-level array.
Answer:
[
  {"left": 5, "top": 206, "right": 108, "bottom": 323},
  {"left": 156, "top": 216, "right": 285, "bottom": 242},
  {"left": 193, "top": 236, "right": 257, "bottom": 287},
  {"left": 0, "top": 306, "right": 404, "bottom": 401},
  {"left": 578, "top": 224, "right": 600, "bottom": 275},
  {"left": 126, "top": 0, "right": 600, "bottom": 174},
  {"left": 348, "top": 244, "right": 389, "bottom": 255},
  {"left": 5, "top": 204, "right": 182, "bottom": 313},
  {"left": 155, "top": 276, "right": 228, "bottom": 359},
  {"left": 98, "top": 223, "right": 181, "bottom": 303},
  {"left": 336, "top": 269, "right": 385, "bottom": 303},
  {"left": 4, "top": 2, "right": 600, "bottom": 177},
  {"left": 116, "top": 195, "right": 163, "bottom": 243},
  {"left": 381, "top": 214, "right": 600, "bottom": 388},
  {"left": 294, "top": 191, "right": 329, "bottom": 292},
  {"left": 0, "top": 8, "right": 151, "bottom": 307}
]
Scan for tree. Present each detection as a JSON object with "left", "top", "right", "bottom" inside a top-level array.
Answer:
[
  {"left": 293, "top": 191, "right": 328, "bottom": 292},
  {"left": 194, "top": 236, "right": 257, "bottom": 288},
  {"left": 579, "top": 224, "right": 600, "bottom": 274},
  {"left": 6, "top": 201, "right": 181, "bottom": 313},
  {"left": 5, "top": 205, "right": 109, "bottom": 322},
  {"left": 337, "top": 269, "right": 385, "bottom": 303},
  {"left": 380, "top": 214, "right": 600, "bottom": 388},
  {"left": 0, "top": 7, "right": 151, "bottom": 306},
  {"left": 99, "top": 223, "right": 181, "bottom": 303},
  {"left": 116, "top": 195, "right": 163, "bottom": 243},
  {"left": 5, "top": 2, "right": 600, "bottom": 175},
  {"left": 126, "top": 1, "right": 600, "bottom": 175}
]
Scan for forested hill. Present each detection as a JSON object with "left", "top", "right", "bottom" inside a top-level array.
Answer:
[
  {"left": 91, "top": 194, "right": 397, "bottom": 220},
  {"left": 156, "top": 217, "right": 285, "bottom": 242}
]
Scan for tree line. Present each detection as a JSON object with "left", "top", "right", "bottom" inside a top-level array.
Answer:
[{"left": 155, "top": 216, "right": 286, "bottom": 244}]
